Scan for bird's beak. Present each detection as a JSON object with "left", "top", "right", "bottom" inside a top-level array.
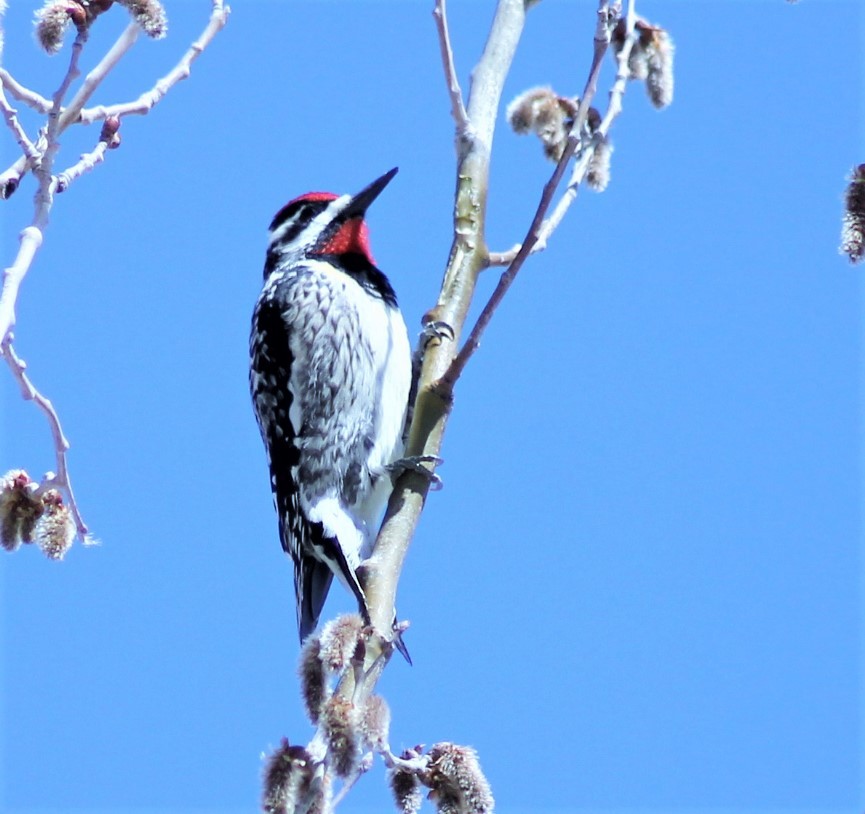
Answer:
[{"left": 341, "top": 167, "right": 398, "bottom": 220}]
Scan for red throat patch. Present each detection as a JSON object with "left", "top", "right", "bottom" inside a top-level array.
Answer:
[{"left": 318, "top": 217, "right": 375, "bottom": 263}]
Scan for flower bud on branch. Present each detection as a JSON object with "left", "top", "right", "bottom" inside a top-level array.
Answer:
[
  {"left": 586, "top": 136, "right": 612, "bottom": 191},
  {"left": 34, "top": 1, "right": 79, "bottom": 54},
  {"left": 422, "top": 743, "right": 494, "bottom": 814},
  {"left": 318, "top": 613, "right": 364, "bottom": 674},
  {"left": 100, "top": 115, "right": 122, "bottom": 148},
  {"left": 299, "top": 636, "right": 329, "bottom": 725},
  {"left": 34, "top": 489, "right": 74, "bottom": 560},
  {"left": 0, "top": 470, "right": 40, "bottom": 551},
  {"left": 612, "top": 16, "right": 675, "bottom": 109},
  {"left": 261, "top": 739, "right": 316, "bottom": 814},
  {"left": 321, "top": 695, "right": 360, "bottom": 778},
  {"left": 359, "top": 694, "right": 390, "bottom": 751},
  {"left": 0, "top": 471, "right": 74, "bottom": 559},
  {"left": 506, "top": 86, "right": 604, "bottom": 165},
  {"left": 389, "top": 763, "right": 423, "bottom": 814},
  {"left": 116, "top": 0, "right": 166, "bottom": 38}
]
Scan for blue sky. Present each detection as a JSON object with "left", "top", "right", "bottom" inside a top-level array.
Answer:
[{"left": 1, "top": 1, "right": 862, "bottom": 812}]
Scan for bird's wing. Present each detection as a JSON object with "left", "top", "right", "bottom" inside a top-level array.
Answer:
[
  {"left": 251, "top": 286, "right": 327, "bottom": 639},
  {"left": 250, "top": 274, "right": 370, "bottom": 640}
]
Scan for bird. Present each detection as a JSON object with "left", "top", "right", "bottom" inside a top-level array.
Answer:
[{"left": 249, "top": 167, "right": 413, "bottom": 649}]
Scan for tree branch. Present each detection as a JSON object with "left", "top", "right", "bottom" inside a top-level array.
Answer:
[
  {"left": 58, "top": 22, "right": 141, "bottom": 131},
  {"left": 77, "top": 0, "right": 231, "bottom": 125},
  {"left": 0, "top": 31, "right": 86, "bottom": 345},
  {"left": 432, "top": 0, "right": 469, "bottom": 133},
  {"left": 0, "top": 68, "right": 54, "bottom": 114},
  {"left": 0, "top": 1, "right": 231, "bottom": 548},
  {"left": 439, "top": 0, "right": 623, "bottom": 391},
  {"left": 362, "top": 0, "right": 530, "bottom": 644},
  {"left": 1, "top": 338, "right": 89, "bottom": 539},
  {"left": 55, "top": 120, "right": 119, "bottom": 193},
  {"left": 0, "top": 83, "right": 41, "bottom": 164},
  {"left": 0, "top": 1, "right": 231, "bottom": 194}
]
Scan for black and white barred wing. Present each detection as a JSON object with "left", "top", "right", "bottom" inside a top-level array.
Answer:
[
  {"left": 250, "top": 269, "right": 373, "bottom": 640},
  {"left": 249, "top": 282, "right": 330, "bottom": 639}
]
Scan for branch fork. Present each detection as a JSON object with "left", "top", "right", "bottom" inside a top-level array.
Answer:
[{"left": 0, "top": 1, "right": 231, "bottom": 550}]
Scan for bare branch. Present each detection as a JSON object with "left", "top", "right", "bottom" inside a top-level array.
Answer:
[
  {"left": 0, "top": 226, "right": 43, "bottom": 341},
  {"left": 491, "top": 2, "right": 670, "bottom": 269},
  {"left": 0, "top": 24, "right": 137, "bottom": 193},
  {"left": 55, "top": 118, "right": 120, "bottom": 193},
  {"left": 0, "top": 69, "right": 53, "bottom": 114},
  {"left": 1, "top": 1, "right": 231, "bottom": 190},
  {"left": 439, "top": 0, "right": 621, "bottom": 393},
  {"left": 58, "top": 22, "right": 140, "bottom": 131},
  {"left": 0, "top": 31, "right": 84, "bottom": 343},
  {"left": 363, "top": 0, "right": 530, "bottom": 650},
  {"left": 0, "top": 339, "right": 88, "bottom": 539},
  {"left": 0, "top": 84, "right": 41, "bottom": 164},
  {"left": 433, "top": 0, "right": 469, "bottom": 133},
  {"left": 1, "top": 1, "right": 231, "bottom": 547},
  {"left": 77, "top": 0, "right": 231, "bottom": 124},
  {"left": 331, "top": 752, "right": 374, "bottom": 808}
]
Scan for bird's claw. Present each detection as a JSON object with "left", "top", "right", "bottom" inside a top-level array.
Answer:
[
  {"left": 392, "top": 618, "right": 412, "bottom": 665},
  {"left": 421, "top": 319, "right": 455, "bottom": 348},
  {"left": 386, "top": 455, "right": 444, "bottom": 490}
]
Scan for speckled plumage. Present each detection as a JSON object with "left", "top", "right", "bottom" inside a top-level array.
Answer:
[{"left": 250, "top": 173, "right": 410, "bottom": 642}]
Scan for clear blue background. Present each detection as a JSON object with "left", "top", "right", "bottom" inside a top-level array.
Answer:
[{"left": 1, "top": 1, "right": 861, "bottom": 812}]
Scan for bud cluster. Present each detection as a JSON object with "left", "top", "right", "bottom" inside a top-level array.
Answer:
[
  {"left": 388, "top": 742, "right": 495, "bottom": 814},
  {"left": 506, "top": 86, "right": 611, "bottom": 190},
  {"left": 298, "top": 614, "right": 392, "bottom": 778},
  {"left": 299, "top": 613, "right": 364, "bottom": 723},
  {"left": 841, "top": 164, "right": 865, "bottom": 264},
  {"left": 261, "top": 738, "right": 325, "bottom": 814},
  {"left": 612, "top": 17, "right": 675, "bottom": 109},
  {"left": 34, "top": 0, "right": 166, "bottom": 54},
  {"left": 388, "top": 747, "right": 425, "bottom": 814},
  {"left": 116, "top": 0, "right": 167, "bottom": 39},
  {"left": 0, "top": 470, "right": 74, "bottom": 560}
]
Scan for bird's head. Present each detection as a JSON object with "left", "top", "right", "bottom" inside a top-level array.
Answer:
[{"left": 265, "top": 167, "right": 398, "bottom": 275}]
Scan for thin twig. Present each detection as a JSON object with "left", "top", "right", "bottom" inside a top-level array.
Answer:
[
  {"left": 55, "top": 139, "right": 111, "bottom": 193},
  {"left": 0, "top": 1, "right": 231, "bottom": 545},
  {"left": 538, "top": 0, "right": 636, "bottom": 245},
  {"left": 58, "top": 23, "right": 140, "bottom": 130},
  {"left": 33, "top": 31, "right": 87, "bottom": 229},
  {"left": 0, "top": 69, "right": 53, "bottom": 114},
  {"left": 433, "top": 0, "right": 469, "bottom": 133},
  {"left": 487, "top": 0, "right": 636, "bottom": 267},
  {"left": 2, "top": 1, "right": 231, "bottom": 190},
  {"left": 331, "top": 753, "right": 374, "bottom": 808},
  {"left": 1, "top": 338, "right": 88, "bottom": 538},
  {"left": 0, "top": 34, "right": 85, "bottom": 344},
  {"left": 438, "top": 0, "right": 621, "bottom": 393},
  {"left": 0, "top": 25, "right": 139, "bottom": 192},
  {"left": 0, "top": 84, "right": 41, "bottom": 163},
  {"left": 78, "top": 0, "right": 231, "bottom": 124}
]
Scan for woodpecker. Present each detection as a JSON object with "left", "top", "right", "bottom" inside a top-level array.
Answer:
[{"left": 249, "top": 167, "right": 412, "bottom": 648}]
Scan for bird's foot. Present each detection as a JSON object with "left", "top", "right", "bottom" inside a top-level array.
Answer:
[
  {"left": 421, "top": 319, "right": 455, "bottom": 348},
  {"left": 386, "top": 455, "right": 443, "bottom": 490}
]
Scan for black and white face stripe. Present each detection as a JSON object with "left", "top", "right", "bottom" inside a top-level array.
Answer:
[{"left": 264, "top": 194, "right": 351, "bottom": 276}]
